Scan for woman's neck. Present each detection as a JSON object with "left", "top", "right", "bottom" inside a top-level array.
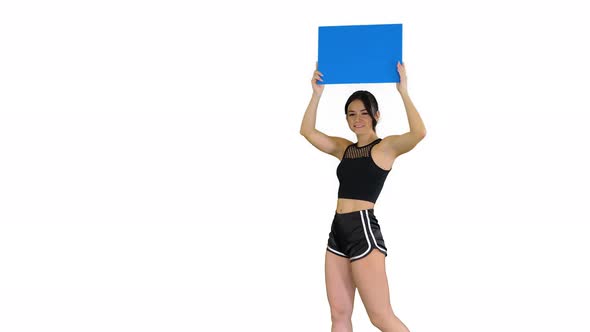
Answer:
[{"left": 356, "top": 134, "right": 379, "bottom": 147}]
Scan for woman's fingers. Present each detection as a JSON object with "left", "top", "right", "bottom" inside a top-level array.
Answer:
[
  {"left": 312, "top": 70, "right": 324, "bottom": 81},
  {"left": 312, "top": 63, "right": 325, "bottom": 92},
  {"left": 397, "top": 63, "right": 407, "bottom": 83}
]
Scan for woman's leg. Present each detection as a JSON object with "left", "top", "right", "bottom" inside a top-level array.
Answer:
[
  {"left": 325, "top": 250, "right": 356, "bottom": 332},
  {"left": 351, "top": 249, "right": 410, "bottom": 332}
]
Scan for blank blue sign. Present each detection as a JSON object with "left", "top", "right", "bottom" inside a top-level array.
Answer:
[{"left": 318, "top": 24, "right": 403, "bottom": 84}]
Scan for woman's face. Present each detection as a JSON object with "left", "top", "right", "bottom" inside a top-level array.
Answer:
[{"left": 347, "top": 99, "right": 375, "bottom": 133}]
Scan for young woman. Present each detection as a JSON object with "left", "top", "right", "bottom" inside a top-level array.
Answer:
[{"left": 299, "top": 62, "right": 426, "bottom": 332}]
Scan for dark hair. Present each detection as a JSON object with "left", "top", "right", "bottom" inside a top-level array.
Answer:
[{"left": 344, "top": 90, "right": 379, "bottom": 131}]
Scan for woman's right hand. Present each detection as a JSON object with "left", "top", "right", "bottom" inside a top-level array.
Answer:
[{"left": 311, "top": 63, "right": 324, "bottom": 96}]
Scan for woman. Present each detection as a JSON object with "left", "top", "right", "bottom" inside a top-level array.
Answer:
[{"left": 299, "top": 61, "right": 426, "bottom": 332}]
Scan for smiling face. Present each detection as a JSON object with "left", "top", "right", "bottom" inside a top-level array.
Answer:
[{"left": 346, "top": 99, "right": 379, "bottom": 133}]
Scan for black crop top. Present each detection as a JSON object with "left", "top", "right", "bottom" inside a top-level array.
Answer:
[{"left": 337, "top": 138, "right": 390, "bottom": 203}]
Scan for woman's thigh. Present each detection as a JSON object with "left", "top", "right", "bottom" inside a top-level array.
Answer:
[
  {"left": 351, "top": 249, "right": 392, "bottom": 315},
  {"left": 325, "top": 250, "right": 356, "bottom": 315}
]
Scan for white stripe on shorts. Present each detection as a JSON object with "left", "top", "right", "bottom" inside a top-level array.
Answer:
[
  {"left": 365, "top": 210, "right": 387, "bottom": 253},
  {"left": 350, "top": 210, "right": 372, "bottom": 260},
  {"left": 327, "top": 246, "right": 348, "bottom": 257}
]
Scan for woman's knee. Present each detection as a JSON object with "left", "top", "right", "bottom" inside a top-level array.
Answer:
[
  {"left": 367, "top": 307, "right": 395, "bottom": 328},
  {"left": 330, "top": 304, "right": 353, "bottom": 322}
]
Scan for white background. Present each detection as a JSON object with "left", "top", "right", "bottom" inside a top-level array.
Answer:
[{"left": 1, "top": 0, "right": 589, "bottom": 331}]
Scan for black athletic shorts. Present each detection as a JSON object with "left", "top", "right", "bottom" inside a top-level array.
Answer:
[{"left": 326, "top": 208, "right": 388, "bottom": 262}]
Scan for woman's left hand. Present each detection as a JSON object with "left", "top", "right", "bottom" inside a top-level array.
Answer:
[{"left": 396, "top": 61, "right": 408, "bottom": 95}]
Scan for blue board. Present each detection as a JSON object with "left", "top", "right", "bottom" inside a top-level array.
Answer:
[{"left": 318, "top": 24, "right": 403, "bottom": 84}]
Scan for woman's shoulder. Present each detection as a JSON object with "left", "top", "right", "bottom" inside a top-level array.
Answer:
[
  {"left": 332, "top": 137, "right": 354, "bottom": 160},
  {"left": 333, "top": 136, "right": 354, "bottom": 146},
  {"left": 371, "top": 138, "right": 396, "bottom": 170}
]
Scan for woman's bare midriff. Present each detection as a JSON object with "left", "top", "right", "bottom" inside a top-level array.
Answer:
[{"left": 336, "top": 198, "right": 375, "bottom": 214}]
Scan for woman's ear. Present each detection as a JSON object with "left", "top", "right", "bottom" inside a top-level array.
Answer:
[{"left": 375, "top": 110, "right": 381, "bottom": 121}]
